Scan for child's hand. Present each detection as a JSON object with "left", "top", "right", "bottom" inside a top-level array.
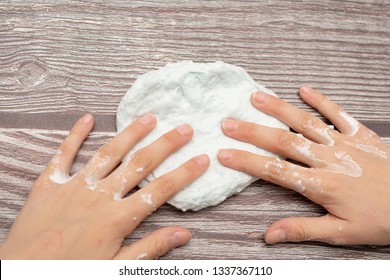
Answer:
[
  {"left": 0, "top": 113, "right": 209, "bottom": 259},
  {"left": 218, "top": 86, "right": 390, "bottom": 246}
]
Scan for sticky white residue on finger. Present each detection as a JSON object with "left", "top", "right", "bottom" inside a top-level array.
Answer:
[
  {"left": 113, "top": 186, "right": 125, "bottom": 201},
  {"left": 301, "top": 115, "right": 335, "bottom": 146},
  {"left": 325, "top": 151, "right": 362, "bottom": 177},
  {"left": 309, "top": 176, "right": 324, "bottom": 193},
  {"left": 49, "top": 169, "right": 70, "bottom": 184},
  {"left": 136, "top": 167, "right": 144, "bottom": 173},
  {"left": 113, "top": 192, "right": 122, "bottom": 201},
  {"left": 87, "top": 154, "right": 113, "bottom": 178},
  {"left": 291, "top": 171, "right": 323, "bottom": 194},
  {"left": 299, "top": 115, "right": 335, "bottom": 146},
  {"left": 85, "top": 176, "right": 96, "bottom": 186},
  {"left": 290, "top": 171, "right": 305, "bottom": 192},
  {"left": 294, "top": 136, "right": 324, "bottom": 164},
  {"left": 122, "top": 177, "right": 128, "bottom": 185},
  {"left": 85, "top": 184, "right": 97, "bottom": 191},
  {"left": 292, "top": 179, "right": 305, "bottom": 193},
  {"left": 264, "top": 158, "right": 285, "bottom": 180},
  {"left": 363, "top": 130, "right": 382, "bottom": 144},
  {"left": 98, "top": 155, "right": 113, "bottom": 171},
  {"left": 136, "top": 253, "right": 148, "bottom": 260},
  {"left": 314, "top": 127, "right": 335, "bottom": 146},
  {"left": 140, "top": 193, "right": 153, "bottom": 205},
  {"left": 349, "top": 142, "right": 387, "bottom": 159},
  {"left": 339, "top": 111, "right": 360, "bottom": 136},
  {"left": 265, "top": 159, "right": 325, "bottom": 195}
]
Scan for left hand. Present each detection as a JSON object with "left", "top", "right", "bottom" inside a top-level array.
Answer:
[
  {"left": 218, "top": 85, "right": 390, "bottom": 246},
  {"left": 0, "top": 113, "right": 209, "bottom": 259}
]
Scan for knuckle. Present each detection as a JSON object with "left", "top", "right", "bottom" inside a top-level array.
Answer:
[
  {"left": 329, "top": 101, "right": 343, "bottom": 113},
  {"left": 150, "top": 238, "right": 169, "bottom": 258},
  {"left": 266, "top": 159, "right": 287, "bottom": 181},
  {"left": 316, "top": 95, "right": 343, "bottom": 115},
  {"left": 154, "top": 176, "right": 176, "bottom": 197},
  {"left": 182, "top": 158, "right": 199, "bottom": 177},
  {"left": 130, "top": 120, "right": 148, "bottom": 134},
  {"left": 162, "top": 130, "right": 184, "bottom": 150},
  {"left": 316, "top": 183, "right": 335, "bottom": 201},
  {"left": 125, "top": 120, "right": 152, "bottom": 141},
  {"left": 118, "top": 123, "right": 149, "bottom": 147},
  {"left": 277, "top": 130, "right": 295, "bottom": 150},
  {"left": 240, "top": 122, "right": 257, "bottom": 139},
  {"left": 291, "top": 223, "right": 310, "bottom": 242},
  {"left": 70, "top": 124, "right": 86, "bottom": 137},
  {"left": 315, "top": 94, "right": 340, "bottom": 113},
  {"left": 299, "top": 113, "right": 317, "bottom": 131},
  {"left": 316, "top": 94, "right": 328, "bottom": 108},
  {"left": 97, "top": 143, "right": 116, "bottom": 158},
  {"left": 131, "top": 150, "right": 153, "bottom": 170},
  {"left": 329, "top": 232, "right": 347, "bottom": 246},
  {"left": 59, "top": 142, "right": 71, "bottom": 154}
]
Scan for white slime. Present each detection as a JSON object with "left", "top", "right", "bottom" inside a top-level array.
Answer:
[
  {"left": 116, "top": 61, "right": 288, "bottom": 211},
  {"left": 326, "top": 151, "right": 362, "bottom": 177},
  {"left": 49, "top": 169, "right": 70, "bottom": 184},
  {"left": 339, "top": 111, "right": 360, "bottom": 136}
]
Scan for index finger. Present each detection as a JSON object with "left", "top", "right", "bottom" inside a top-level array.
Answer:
[
  {"left": 124, "top": 154, "right": 210, "bottom": 222},
  {"left": 251, "top": 91, "right": 338, "bottom": 146},
  {"left": 48, "top": 113, "right": 94, "bottom": 175}
]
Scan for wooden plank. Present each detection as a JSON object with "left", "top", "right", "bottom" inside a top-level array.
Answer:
[
  {"left": 0, "top": 1, "right": 389, "bottom": 119},
  {"left": 0, "top": 113, "right": 389, "bottom": 136}
]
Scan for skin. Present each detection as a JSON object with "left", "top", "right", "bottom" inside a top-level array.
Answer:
[
  {"left": 218, "top": 85, "right": 390, "bottom": 245},
  {"left": 0, "top": 113, "right": 210, "bottom": 259}
]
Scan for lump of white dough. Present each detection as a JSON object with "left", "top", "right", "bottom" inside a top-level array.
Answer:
[{"left": 116, "top": 61, "right": 288, "bottom": 211}]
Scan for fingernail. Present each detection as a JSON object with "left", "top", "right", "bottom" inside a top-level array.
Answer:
[
  {"left": 139, "top": 113, "right": 155, "bottom": 126},
  {"left": 300, "top": 84, "right": 313, "bottom": 95},
  {"left": 172, "top": 230, "right": 192, "bottom": 247},
  {"left": 176, "top": 124, "right": 193, "bottom": 136},
  {"left": 81, "top": 113, "right": 93, "bottom": 124},
  {"left": 253, "top": 91, "right": 267, "bottom": 103},
  {"left": 222, "top": 118, "right": 238, "bottom": 132},
  {"left": 265, "top": 229, "right": 286, "bottom": 244},
  {"left": 194, "top": 154, "right": 210, "bottom": 167},
  {"left": 218, "top": 149, "right": 232, "bottom": 161}
]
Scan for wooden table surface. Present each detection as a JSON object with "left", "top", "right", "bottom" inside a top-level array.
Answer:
[{"left": 1, "top": 0, "right": 390, "bottom": 259}]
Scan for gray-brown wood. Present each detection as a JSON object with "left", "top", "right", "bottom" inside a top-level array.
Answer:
[{"left": 1, "top": 0, "right": 390, "bottom": 259}]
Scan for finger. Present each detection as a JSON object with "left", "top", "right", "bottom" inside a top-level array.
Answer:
[
  {"left": 102, "top": 124, "right": 194, "bottom": 197},
  {"left": 49, "top": 113, "right": 94, "bottom": 174},
  {"left": 222, "top": 118, "right": 331, "bottom": 167},
  {"left": 251, "top": 91, "right": 337, "bottom": 146},
  {"left": 218, "top": 149, "right": 328, "bottom": 203},
  {"left": 299, "top": 85, "right": 361, "bottom": 136},
  {"left": 124, "top": 154, "right": 210, "bottom": 220},
  {"left": 265, "top": 214, "right": 347, "bottom": 245},
  {"left": 75, "top": 113, "right": 156, "bottom": 185},
  {"left": 114, "top": 227, "right": 191, "bottom": 260}
]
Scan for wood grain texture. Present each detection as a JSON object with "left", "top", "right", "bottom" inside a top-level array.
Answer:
[{"left": 1, "top": 0, "right": 390, "bottom": 259}]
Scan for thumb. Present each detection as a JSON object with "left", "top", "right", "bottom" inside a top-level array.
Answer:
[
  {"left": 114, "top": 227, "right": 191, "bottom": 260},
  {"left": 265, "top": 214, "right": 347, "bottom": 245}
]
